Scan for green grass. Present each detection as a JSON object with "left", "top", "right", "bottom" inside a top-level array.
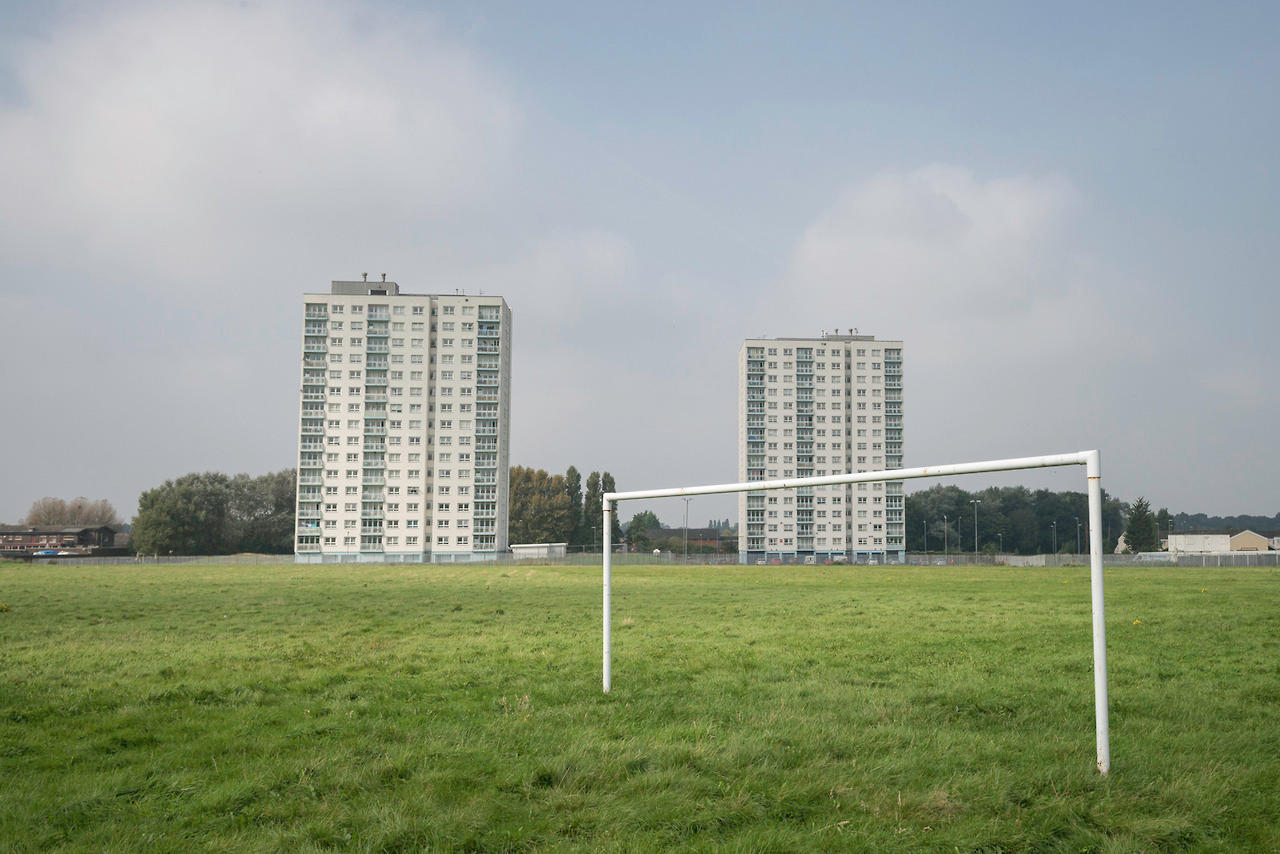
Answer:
[{"left": 1, "top": 561, "right": 1278, "bottom": 852}]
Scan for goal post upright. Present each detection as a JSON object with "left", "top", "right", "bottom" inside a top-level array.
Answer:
[
  {"left": 602, "top": 449, "right": 1112, "bottom": 774},
  {"left": 1086, "top": 449, "right": 1110, "bottom": 774},
  {"left": 602, "top": 500, "right": 614, "bottom": 694}
]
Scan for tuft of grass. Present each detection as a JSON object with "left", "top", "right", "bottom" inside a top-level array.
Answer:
[{"left": 0, "top": 561, "right": 1277, "bottom": 851}]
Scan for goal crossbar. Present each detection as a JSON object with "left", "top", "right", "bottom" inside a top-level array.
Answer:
[{"left": 601, "top": 449, "right": 1111, "bottom": 774}]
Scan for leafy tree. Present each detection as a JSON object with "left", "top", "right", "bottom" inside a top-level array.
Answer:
[
  {"left": 1123, "top": 497, "right": 1160, "bottom": 553},
  {"left": 1155, "top": 507, "right": 1172, "bottom": 544},
  {"left": 628, "top": 510, "right": 661, "bottom": 535},
  {"left": 130, "top": 469, "right": 296, "bottom": 555},
  {"left": 508, "top": 466, "right": 573, "bottom": 545},
  {"left": 228, "top": 469, "right": 296, "bottom": 553},
  {"left": 132, "top": 472, "right": 233, "bottom": 555},
  {"left": 565, "top": 466, "right": 584, "bottom": 546},
  {"left": 626, "top": 515, "right": 654, "bottom": 551},
  {"left": 600, "top": 472, "right": 623, "bottom": 543},
  {"left": 23, "top": 496, "right": 121, "bottom": 526},
  {"left": 582, "top": 472, "right": 603, "bottom": 550}
]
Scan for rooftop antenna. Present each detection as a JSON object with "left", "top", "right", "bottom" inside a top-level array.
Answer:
[
  {"left": 381, "top": 273, "right": 386, "bottom": 282},
  {"left": 362, "top": 272, "right": 368, "bottom": 282}
]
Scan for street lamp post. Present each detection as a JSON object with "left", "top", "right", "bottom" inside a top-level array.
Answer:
[
  {"left": 1076, "top": 516, "right": 1082, "bottom": 555},
  {"left": 682, "top": 497, "right": 693, "bottom": 563},
  {"left": 943, "top": 514, "right": 948, "bottom": 558},
  {"left": 998, "top": 532, "right": 1003, "bottom": 553},
  {"left": 923, "top": 519, "right": 928, "bottom": 554},
  {"left": 970, "top": 498, "right": 981, "bottom": 557},
  {"left": 1051, "top": 520, "right": 1057, "bottom": 555}
]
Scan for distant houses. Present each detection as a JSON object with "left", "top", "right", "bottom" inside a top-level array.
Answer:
[
  {"left": 1166, "top": 529, "right": 1275, "bottom": 555},
  {"left": 0, "top": 525, "right": 120, "bottom": 556}
]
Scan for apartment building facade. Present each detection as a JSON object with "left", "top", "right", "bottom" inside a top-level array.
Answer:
[
  {"left": 738, "top": 333, "right": 904, "bottom": 563},
  {"left": 296, "top": 279, "right": 511, "bottom": 562}
]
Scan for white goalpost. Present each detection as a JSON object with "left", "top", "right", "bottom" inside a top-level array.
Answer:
[{"left": 602, "top": 450, "right": 1112, "bottom": 775}]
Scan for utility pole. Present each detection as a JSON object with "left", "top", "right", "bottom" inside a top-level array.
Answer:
[
  {"left": 970, "top": 498, "right": 981, "bottom": 556},
  {"left": 682, "top": 497, "right": 693, "bottom": 563}
]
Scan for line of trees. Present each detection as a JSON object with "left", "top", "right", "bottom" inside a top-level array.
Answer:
[
  {"left": 131, "top": 470, "right": 296, "bottom": 555},
  {"left": 906, "top": 484, "right": 1135, "bottom": 554},
  {"left": 508, "top": 465, "right": 624, "bottom": 548},
  {"left": 21, "top": 497, "right": 121, "bottom": 527}
]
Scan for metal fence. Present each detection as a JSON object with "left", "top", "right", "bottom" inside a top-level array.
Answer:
[{"left": 12, "top": 550, "right": 1278, "bottom": 569}]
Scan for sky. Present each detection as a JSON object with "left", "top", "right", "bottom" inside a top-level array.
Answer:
[{"left": 1, "top": 0, "right": 1277, "bottom": 527}]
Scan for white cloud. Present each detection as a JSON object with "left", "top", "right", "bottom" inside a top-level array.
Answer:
[
  {"left": 0, "top": 0, "right": 514, "bottom": 288},
  {"left": 771, "top": 165, "right": 1147, "bottom": 481},
  {"left": 783, "top": 165, "right": 1083, "bottom": 342}
]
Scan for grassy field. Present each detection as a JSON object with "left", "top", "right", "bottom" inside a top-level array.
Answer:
[{"left": 1, "top": 561, "right": 1278, "bottom": 852}]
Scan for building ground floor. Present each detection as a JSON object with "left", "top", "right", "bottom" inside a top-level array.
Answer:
[
  {"left": 295, "top": 550, "right": 499, "bottom": 564},
  {"left": 740, "top": 549, "right": 907, "bottom": 565}
]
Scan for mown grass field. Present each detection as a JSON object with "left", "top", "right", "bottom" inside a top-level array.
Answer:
[{"left": 1, "top": 561, "right": 1278, "bottom": 852}]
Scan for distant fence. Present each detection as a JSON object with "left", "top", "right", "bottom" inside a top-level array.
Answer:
[
  {"left": 906, "top": 552, "right": 1280, "bottom": 568},
  {"left": 9, "top": 550, "right": 1278, "bottom": 569}
]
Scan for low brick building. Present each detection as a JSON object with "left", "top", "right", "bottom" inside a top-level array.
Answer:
[{"left": 0, "top": 525, "right": 118, "bottom": 554}]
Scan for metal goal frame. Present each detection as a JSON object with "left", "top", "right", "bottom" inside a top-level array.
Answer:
[{"left": 602, "top": 450, "right": 1111, "bottom": 774}]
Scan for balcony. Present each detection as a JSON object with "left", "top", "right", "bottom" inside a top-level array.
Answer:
[
  {"left": 363, "top": 442, "right": 386, "bottom": 452},
  {"left": 299, "top": 475, "right": 323, "bottom": 486},
  {"left": 304, "top": 307, "right": 327, "bottom": 319},
  {"left": 362, "top": 460, "right": 386, "bottom": 469},
  {"left": 363, "top": 425, "right": 387, "bottom": 436},
  {"left": 303, "top": 344, "right": 327, "bottom": 355},
  {"left": 475, "top": 473, "right": 497, "bottom": 485},
  {"left": 299, "top": 459, "right": 323, "bottom": 469},
  {"left": 299, "top": 441, "right": 323, "bottom": 452},
  {"left": 478, "top": 343, "right": 500, "bottom": 354},
  {"left": 361, "top": 508, "right": 384, "bottom": 519},
  {"left": 301, "top": 425, "right": 324, "bottom": 435},
  {"left": 366, "top": 327, "right": 389, "bottom": 338},
  {"left": 477, "top": 325, "right": 500, "bottom": 338},
  {"left": 296, "top": 544, "right": 321, "bottom": 553},
  {"left": 362, "top": 475, "right": 385, "bottom": 486},
  {"left": 297, "top": 509, "right": 321, "bottom": 520},
  {"left": 366, "top": 359, "right": 388, "bottom": 370},
  {"left": 476, "top": 375, "right": 500, "bottom": 387},
  {"left": 473, "top": 507, "right": 496, "bottom": 519},
  {"left": 365, "top": 376, "right": 388, "bottom": 387},
  {"left": 302, "top": 392, "right": 325, "bottom": 403},
  {"left": 476, "top": 426, "right": 497, "bottom": 436},
  {"left": 365, "top": 392, "right": 387, "bottom": 402}
]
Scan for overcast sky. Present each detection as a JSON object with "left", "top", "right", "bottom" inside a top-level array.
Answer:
[{"left": 1, "top": 1, "right": 1276, "bottom": 527}]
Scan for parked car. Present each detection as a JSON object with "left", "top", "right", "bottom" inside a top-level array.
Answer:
[{"left": 33, "top": 549, "right": 58, "bottom": 556}]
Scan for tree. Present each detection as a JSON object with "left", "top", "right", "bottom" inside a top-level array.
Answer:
[
  {"left": 1154, "top": 507, "right": 1172, "bottom": 545},
  {"left": 23, "top": 496, "right": 121, "bottom": 526},
  {"left": 132, "top": 472, "right": 233, "bottom": 555},
  {"left": 508, "top": 466, "right": 573, "bottom": 545},
  {"left": 227, "top": 469, "right": 297, "bottom": 553},
  {"left": 1123, "top": 497, "right": 1160, "bottom": 553},
  {"left": 582, "top": 472, "right": 603, "bottom": 549},
  {"left": 564, "top": 466, "right": 584, "bottom": 546},
  {"left": 129, "top": 469, "right": 295, "bottom": 555},
  {"left": 600, "top": 472, "right": 623, "bottom": 543},
  {"left": 626, "top": 515, "right": 654, "bottom": 552}
]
